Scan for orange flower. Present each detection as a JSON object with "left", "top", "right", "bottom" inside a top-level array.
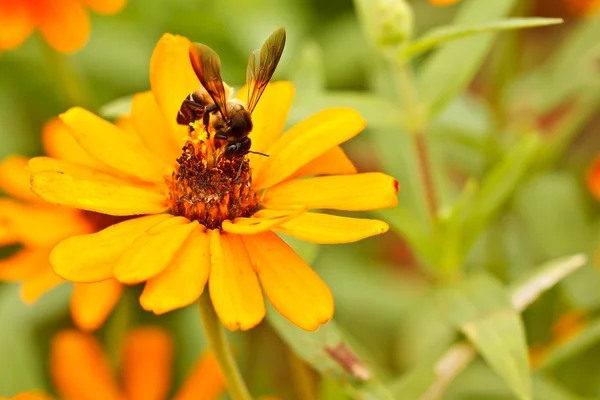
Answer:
[
  {"left": 529, "top": 310, "right": 588, "bottom": 368},
  {"left": 587, "top": 154, "right": 600, "bottom": 200},
  {"left": 47, "top": 327, "right": 224, "bottom": 399},
  {"left": 0, "top": 0, "right": 126, "bottom": 53},
  {"left": 564, "top": 0, "right": 600, "bottom": 16},
  {"left": 0, "top": 119, "right": 125, "bottom": 331},
  {"left": 29, "top": 34, "right": 398, "bottom": 332},
  {"left": 428, "top": 0, "right": 460, "bottom": 6}
]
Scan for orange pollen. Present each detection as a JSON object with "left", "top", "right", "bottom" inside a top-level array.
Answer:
[{"left": 166, "top": 136, "right": 260, "bottom": 230}]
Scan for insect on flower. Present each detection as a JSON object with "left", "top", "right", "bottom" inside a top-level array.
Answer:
[{"left": 177, "top": 27, "right": 286, "bottom": 159}]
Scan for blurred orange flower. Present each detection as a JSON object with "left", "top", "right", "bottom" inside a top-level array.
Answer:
[
  {"left": 0, "top": 0, "right": 126, "bottom": 53},
  {"left": 587, "top": 155, "right": 600, "bottom": 200},
  {"left": 428, "top": 0, "right": 460, "bottom": 5},
  {"left": 0, "top": 119, "right": 126, "bottom": 331},
  {"left": 29, "top": 34, "right": 398, "bottom": 332},
  {"left": 564, "top": 0, "right": 600, "bottom": 16},
  {"left": 529, "top": 310, "right": 588, "bottom": 368},
  {"left": 8, "top": 327, "right": 225, "bottom": 400}
]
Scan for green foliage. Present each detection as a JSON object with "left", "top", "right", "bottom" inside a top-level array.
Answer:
[{"left": 2, "top": 0, "right": 600, "bottom": 398}]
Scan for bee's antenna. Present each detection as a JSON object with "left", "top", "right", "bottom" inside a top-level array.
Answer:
[{"left": 248, "top": 151, "right": 269, "bottom": 157}]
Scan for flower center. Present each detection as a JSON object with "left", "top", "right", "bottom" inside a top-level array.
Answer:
[{"left": 166, "top": 134, "right": 260, "bottom": 229}]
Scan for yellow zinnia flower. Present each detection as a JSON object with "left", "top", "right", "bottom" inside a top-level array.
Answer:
[
  {"left": 0, "top": 119, "right": 125, "bottom": 331},
  {"left": 0, "top": 0, "right": 126, "bottom": 53},
  {"left": 29, "top": 34, "right": 398, "bottom": 332},
  {"left": 7, "top": 327, "right": 225, "bottom": 400}
]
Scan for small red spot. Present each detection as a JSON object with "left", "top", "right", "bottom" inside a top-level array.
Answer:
[{"left": 393, "top": 180, "right": 399, "bottom": 193}]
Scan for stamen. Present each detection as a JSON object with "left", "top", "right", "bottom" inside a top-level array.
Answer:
[{"left": 166, "top": 135, "right": 260, "bottom": 230}]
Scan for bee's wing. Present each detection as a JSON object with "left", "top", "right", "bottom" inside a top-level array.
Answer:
[
  {"left": 246, "top": 27, "right": 286, "bottom": 113},
  {"left": 189, "top": 42, "right": 229, "bottom": 118}
]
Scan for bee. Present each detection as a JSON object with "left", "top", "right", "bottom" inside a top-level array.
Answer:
[{"left": 177, "top": 27, "right": 287, "bottom": 159}]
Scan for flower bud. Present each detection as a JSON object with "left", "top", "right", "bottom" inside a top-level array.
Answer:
[{"left": 373, "top": 0, "right": 414, "bottom": 49}]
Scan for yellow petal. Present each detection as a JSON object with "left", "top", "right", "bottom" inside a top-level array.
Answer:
[
  {"left": 236, "top": 82, "right": 295, "bottom": 173},
  {"left": 0, "top": 1, "right": 34, "bottom": 50},
  {"left": 0, "top": 248, "right": 49, "bottom": 281},
  {"left": 149, "top": 34, "right": 198, "bottom": 142},
  {"left": 59, "top": 107, "right": 170, "bottom": 183},
  {"left": 221, "top": 207, "right": 307, "bottom": 235},
  {"left": 31, "top": 170, "right": 168, "bottom": 216},
  {"left": 131, "top": 91, "right": 181, "bottom": 166},
  {"left": 262, "top": 172, "right": 399, "bottom": 211},
  {"left": 275, "top": 212, "right": 389, "bottom": 244},
  {"left": 0, "top": 199, "right": 91, "bottom": 247},
  {"left": 114, "top": 217, "right": 198, "bottom": 284},
  {"left": 253, "top": 108, "right": 365, "bottom": 190},
  {"left": 51, "top": 214, "right": 173, "bottom": 282},
  {"left": 21, "top": 268, "right": 63, "bottom": 303},
  {"left": 290, "top": 146, "right": 357, "bottom": 179},
  {"left": 42, "top": 118, "right": 109, "bottom": 171},
  {"left": 0, "top": 224, "right": 18, "bottom": 247},
  {"left": 51, "top": 330, "right": 122, "bottom": 400},
  {"left": 0, "top": 155, "right": 40, "bottom": 203},
  {"left": 174, "top": 351, "right": 226, "bottom": 400},
  {"left": 122, "top": 328, "right": 172, "bottom": 400},
  {"left": 243, "top": 231, "right": 333, "bottom": 331},
  {"left": 140, "top": 226, "right": 210, "bottom": 314},
  {"left": 82, "top": 0, "right": 127, "bottom": 14},
  {"left": 28, "top": 156, "right": 130, "bottom": 186},
  {"left": 37, "top": 0, "right": 90, "bottom": 53},
  {"left": 71, "top": 279, "right": 122, "bottom": 331},
  {"left": 209, "top": 231, "right": 265, "bottom": 331}
]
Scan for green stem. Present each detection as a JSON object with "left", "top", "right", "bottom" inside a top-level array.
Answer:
[
  {"left": 198, "top": 293, "right": 253, "bottom": 400},
  {"left": 38, "top": 36, "right": 91, "bottom": 108},
  {"left": 395, "top": 64, "right": 438, "bottom": 228},
  {"left": 288, "top": 348, "right": 317, "bottom": 400}
]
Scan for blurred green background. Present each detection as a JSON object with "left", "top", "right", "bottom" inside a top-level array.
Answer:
[{"left": 2, "top": 0, "right": 600, "bottom": 399}]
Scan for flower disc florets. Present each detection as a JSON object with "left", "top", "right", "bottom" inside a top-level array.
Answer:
[{"left": 166, "top": 132, "right": 260, "bottom": 230}]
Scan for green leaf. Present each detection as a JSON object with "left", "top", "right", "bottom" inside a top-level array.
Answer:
[
  {"left": 508, "top": 16, "right": 600, "bottom": 113},
  {"left": 445, "top": 361, "right": 593, "bottom": 400},
  {"left": 389, "top": 343, "right": 476, "bottom": 400},
  {"left": 438, "top": 134, "right": 540, "bottom": 271},
  {"left": 514, "top": 173, "right": 600, "bottom": 308},
  {"left": 462, "top": 134, "right": 539, "bottom": 249},
  {"left": 399, "top": 18, "right": 562, "bottom": 61},
  {"left": 438, "top": 274, "right": 532, "bottom": 400},
  {"left": 509, "top": 254, "right": 587, "bottom": 312},
  {"left": 267, "top": 309, "right": 394, "bottom": 399},
  {"left": 417, "top": 0, "right": 519, "bottom": 116},
  {"left": 289, "top": 41, "right": 326, "bottom": 92},
  {"left": 289, "top": 91, "right": 401, "bottom": 130},
  {"left": 389, "top": 253, "right": 584, "bottom": 400},
  {"left": 0, "top": 284, "right": 70, "bottom": 397}
]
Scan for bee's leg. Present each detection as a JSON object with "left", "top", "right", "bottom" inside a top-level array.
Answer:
[
  {"left": 177, "top": 100, "right": 204, "bottom": 128},
  {"left": 204, "top": 103, "right": 219, "bottom": 138}
]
